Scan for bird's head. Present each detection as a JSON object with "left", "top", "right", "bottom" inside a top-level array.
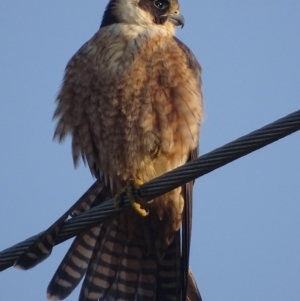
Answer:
[{"left": 101, "top": 0, "right": 184, "bottom": 29}]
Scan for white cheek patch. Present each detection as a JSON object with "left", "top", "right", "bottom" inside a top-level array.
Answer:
[{"left": 115, "top": 0, "right": 154, "bottom": 26}]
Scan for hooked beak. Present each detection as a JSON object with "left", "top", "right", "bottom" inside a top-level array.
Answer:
[{"left": 168, "top": 10, "right": 185, "bottom": 28}]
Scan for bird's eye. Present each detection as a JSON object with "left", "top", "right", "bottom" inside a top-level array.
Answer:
[{"left": 154, "top": 0, "right": 168, "bottom": 10}]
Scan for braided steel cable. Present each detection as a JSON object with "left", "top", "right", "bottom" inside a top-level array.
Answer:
[{"left": 1, "top": 109, "right": 300, "bottom": 271}]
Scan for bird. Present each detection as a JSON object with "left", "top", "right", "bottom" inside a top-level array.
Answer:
[{"left": 14, "top": 0, "right": 203, "bottom": 300}]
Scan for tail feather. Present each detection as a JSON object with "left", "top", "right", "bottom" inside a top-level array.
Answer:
[
  {"left": 156, "top": 236, "right": 181, "bottom": 301},
  {"left": 47, "top": 225, "right": 104, "bottom": 300},
  {"left": 79, "top": 221, "right": 125, "bottom": 301},
  {"left": 110, "top": 243, "right": 141, "bottom": 301},
  {"left": 78, "top": 219, "right": 183, "bottom": 301},
  {"left": 14, "top": 227, "right": 59, "bottom": 270},
  {"left": 77, "top": 221, "right": 148, "bottom": 301},
  {"left": 186, "top": 269, "right": 202, "bottom": 301},
  {"left": 13, "top": 177, "right": 203, "bottom": 301},
  {"left": 14, "top": 180, "right": 108, "bottom": 270},
  {"left": 137, "top": 256, "right": 157, "bottom": 301}
]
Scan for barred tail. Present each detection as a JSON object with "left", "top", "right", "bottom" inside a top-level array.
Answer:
[
  {"left": 47, "top": 225, "right": 105, "bottom": 300},
  {"left": 47, "top": 217, "right": 185, "bottom": 301},
  {"left": 13, "top": 178, "right": 201, "bottom": 301},
  {"left": 14, "top": 180, "right": 108, "bottom": 270}
]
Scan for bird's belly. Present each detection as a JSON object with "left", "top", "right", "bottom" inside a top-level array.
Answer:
[{"left": 115, "top": 148, "right": 185, "bottom": 255}]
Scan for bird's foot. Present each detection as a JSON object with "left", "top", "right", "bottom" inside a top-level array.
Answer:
[{"left": 114, "top": 179, "right": 148, "bottom": 217}]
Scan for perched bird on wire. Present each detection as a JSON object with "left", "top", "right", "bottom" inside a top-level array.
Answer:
[{"left": 15, "top": 0, "right": 203, "bottom": 300}]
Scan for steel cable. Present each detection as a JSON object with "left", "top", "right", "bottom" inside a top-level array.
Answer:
[{"left": 0, "top": 109, "right": 300, "bottom": 271}]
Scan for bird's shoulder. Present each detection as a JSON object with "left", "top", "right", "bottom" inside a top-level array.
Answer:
[{"left": 172, "top": 36, "right": 202, "bottom": 79}]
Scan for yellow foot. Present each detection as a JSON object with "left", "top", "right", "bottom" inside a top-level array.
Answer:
[{"left": 113, "top": 180, "right": 148, "bottom": 217}]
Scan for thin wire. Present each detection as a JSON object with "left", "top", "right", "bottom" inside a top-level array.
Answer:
[{"left": 0, "top": 109, "right": 300, "bottom": 271}]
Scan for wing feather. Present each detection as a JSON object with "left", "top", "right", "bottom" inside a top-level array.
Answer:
[
  {"left": 173, "top": 36, "right": 202, "bottom": 301},
  {"left": 14, "top": 180, "right": 109, "bottom": 270}
]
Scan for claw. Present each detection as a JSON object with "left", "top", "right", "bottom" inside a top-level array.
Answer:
[
  {"left": 113, "top": 179, "right": 148, "bottom": 216},
  {"left": 131, "top": 201, "right": 148, "bottom": 216}
]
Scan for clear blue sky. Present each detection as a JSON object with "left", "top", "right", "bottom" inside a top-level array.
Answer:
[{"left": 0, "top": 1, "right": 299, "bottom": 300}]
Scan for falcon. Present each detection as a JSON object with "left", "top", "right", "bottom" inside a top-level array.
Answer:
[{"left": 15, "top": 0, "right": 203, "bottom": 300}]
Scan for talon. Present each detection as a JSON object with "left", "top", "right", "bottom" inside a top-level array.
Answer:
[
  {"left": 113, "top": 179, "right": 148, "bottom": 216},
  {"left": 127, "top": 179, "right": 148, "bottom": 216},
  {"left": 131, "top": 202, "right": 148, "bottom": 217}
]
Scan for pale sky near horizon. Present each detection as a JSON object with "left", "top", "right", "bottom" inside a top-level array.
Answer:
[{"left": 0, "top": 1, "right": 299, "bottom": 301}]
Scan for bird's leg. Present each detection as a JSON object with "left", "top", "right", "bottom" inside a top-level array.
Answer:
[
  {"left": 127, "top": 179, "right": 149, "bottom": 216},
  {"left": 114, "top": 179, "right": 148, "bottom": 217}
]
